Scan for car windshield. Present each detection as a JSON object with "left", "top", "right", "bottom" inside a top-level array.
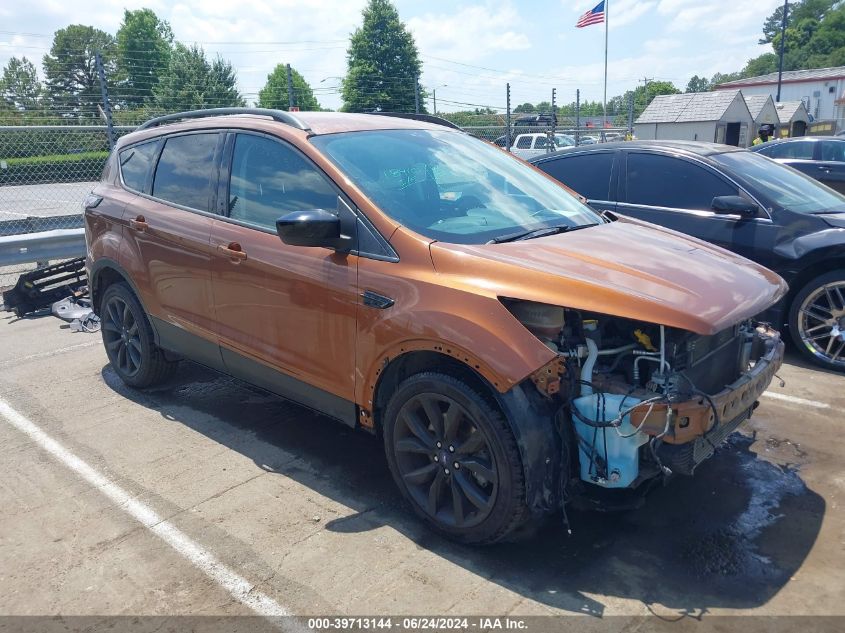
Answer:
[
  {"left": 712, "top": 150, "right": 845, "bottom": 214},
  {"left": 310, "top": 129, "right": 602, "bottom": 244}
]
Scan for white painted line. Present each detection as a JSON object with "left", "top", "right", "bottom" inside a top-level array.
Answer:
[
  {"left": 761, "top": 391, "right": 830, "bottom": 409},
  {"left": 0, "top": 397, "right": 307, "bottom": 630},
  {"left": 0, "top": 341, "right": 99, "bottom": 368}
]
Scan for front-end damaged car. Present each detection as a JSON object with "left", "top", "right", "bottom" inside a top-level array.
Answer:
[{"left": 89, "top": 111, "right": 786, "bottom": 545}]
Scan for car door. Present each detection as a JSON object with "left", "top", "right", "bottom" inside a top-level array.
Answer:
[
  {"left": 120, "top": 131, "right": 224, "bottom": 370},
  {"left": 758, "top": 139, "right": 817, "bottom": 178},
  {"left": 617, "top": 151, "right": 777, "bottom": 262},
  {"left": 209, "top": 131, "right": 359, "bottom": 424},
  {"left": 511, "top": 135, "right": 533, "bottom": 159},
  {"left": 532, "top": 150, "right": 617, "bottom": 214},
  {"left": 817, "top": 140, "right": 845, "bottom": 194}
]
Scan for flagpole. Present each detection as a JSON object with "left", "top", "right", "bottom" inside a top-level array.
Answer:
[{"left": 603, "top": 0, "right": 609, "bottom": 129}]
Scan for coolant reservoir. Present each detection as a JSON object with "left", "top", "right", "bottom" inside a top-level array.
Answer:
[{"left": 572, "top": 393, "right": 649, "bottom": 488}]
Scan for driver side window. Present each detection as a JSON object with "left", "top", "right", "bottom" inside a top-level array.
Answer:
[{"left": 228, "top": 134, "right": 337, "bottom": 230}]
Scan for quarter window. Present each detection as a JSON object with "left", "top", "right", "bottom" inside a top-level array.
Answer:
[
  {"left": 626, "top": 153, "right": 736, "bottom": 210},
  {"left": 119, "top": 140, "right": 159, "bottom": 193},
  {"left": 515, "top": 136, "right": 532, "bottom": 149},
  {"left": 539, "top": 152, "right": 614, "bottom": 200},
  {"left": 228, "top": 134, "right": 337, "bottom": 230},
  {"left": 152, "top": 133, "right": 219, "bottom": 211}
]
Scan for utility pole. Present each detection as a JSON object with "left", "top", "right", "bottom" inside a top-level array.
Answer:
[
  {"left": 575, "top": 89, "right": 581, "bottom": 146},
  {"left": 776, "top": 0, "right": 789, "bottom": 102},
  {"left": 627, "top": 92, "right": 634, "bottom": 137},
  {"left": 95, "top": 51, "right": 114, "bottom": 151},
  {"left": 414, "top": 75, "right": 420, "bottom": 114},
  {"left": 505, "top": 83, "right": 511, "bottom": 152},
  {"left": 432, "top": 88, "right": 437, "bottom": 115},
  {"left": 286, "top": 63, "right": 295, "bottom": 110}
]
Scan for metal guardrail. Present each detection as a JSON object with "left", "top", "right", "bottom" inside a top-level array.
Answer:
[{"left": 0, "top": 228, "right": 85, "bottom": 267}]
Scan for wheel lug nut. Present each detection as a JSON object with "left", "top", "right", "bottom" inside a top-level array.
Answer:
[
  {"left": 444, "top": 468, "right": 450, "bottom": 474},
  {"left": 454, "top": 462, "right": 460, "bottom": 469},
  {"left": 448, "top": 445, "right": 455, "bottom": 452},
  {"left": 434, "top": 455, "right": 439, "bottom": 462},
  {"left": 436, "top": 441, "right": 442, "bottom": 448}
]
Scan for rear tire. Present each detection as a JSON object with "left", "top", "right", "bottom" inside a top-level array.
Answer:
[
  {"left": 788, "top": 270, "right": 845, "bottom": 371},
  {"left": 383, "top": 372, "right": 529, "bottom": 544},
  {"left": 100, "top": 283, "right": 178, "bottom": 387}
]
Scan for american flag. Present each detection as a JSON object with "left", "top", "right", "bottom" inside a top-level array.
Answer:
[{"left": 576, "top": 1, "right": 605, "bottom": 28}]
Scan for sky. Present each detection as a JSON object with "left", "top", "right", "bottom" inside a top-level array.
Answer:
[{"left": 0, "top": 0, "right": 785, "bottom": 112}]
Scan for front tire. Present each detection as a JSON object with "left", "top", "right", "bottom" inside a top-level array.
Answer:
[
  {"left": 789, "top": 270, "right": 845, "bottom": 371},
  {"left": 100, "top": 283, "right": 178, "bottom": 387},
  {"left": 383, "top": 372, "right": 529, "bottom": 544}
]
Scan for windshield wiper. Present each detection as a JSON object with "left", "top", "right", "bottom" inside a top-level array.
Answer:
[{"left": 487, "top": 223, "right": 597, "bottom": 244}]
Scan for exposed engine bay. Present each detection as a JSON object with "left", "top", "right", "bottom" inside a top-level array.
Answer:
[{"left": 504, "top": 300, "right": 785, "bottom": 502}]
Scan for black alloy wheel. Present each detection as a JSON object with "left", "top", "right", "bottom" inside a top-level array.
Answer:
[
  {"left": 383, "top": 373, "right": 530, "bottom": 544},
  {"left": 393, "top": 392, "right": 499, "bottom": 529},
  {"left": 103, "top": 294, "right": 143, "bottom": 378}
]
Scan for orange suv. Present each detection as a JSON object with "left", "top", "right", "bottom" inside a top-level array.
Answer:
[{"left": 86, "top": 108, "right": 786, "bottom": 543}]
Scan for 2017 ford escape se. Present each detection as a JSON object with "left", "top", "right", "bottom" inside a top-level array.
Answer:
[{"left": 86, "top": 108, "right": 786, "bottom": 544}]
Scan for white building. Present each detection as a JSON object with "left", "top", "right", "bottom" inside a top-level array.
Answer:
[
  {"left": 634, "top": 90, "right": 754, "bottom": 147},
  {"left": 715, "top": 66, "right": 845, "bottom": 122}
]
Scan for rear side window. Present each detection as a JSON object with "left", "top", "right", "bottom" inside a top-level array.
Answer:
[
  {"left": 227, "top": 134, "right": 337, "bottom": 230},
  {"left": 515, "top": 136, "right": 532, "bottom": 149},
  {"left": 152, "top": 133, "right": 219, "bottom": 211},
  {"left": 626, "top": 153, "right": 736, "bottom": 210},
  {"left": 539, "top": 152, "right": 614, "bottom": 200},
  {"left": 762, "top": 141, "right": 814, "bottom": 159},
  {"left": 119, "top": 140, "right": 159, "bottom": 192},
  {"left": 821, "top": 141, "right": 845, "bottom": 162}
]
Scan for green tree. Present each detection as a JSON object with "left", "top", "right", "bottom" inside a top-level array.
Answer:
[
  {"left": 685, "top": 75, "right": 711, "bottom": 93},
  {"left": 1, "top": 56, "right": 42, "bottom": 110},
  {"left": 116, "top": 8, "right": 173, "bottom": 106},
  {"left": 258, "top": 64, "right": 320, "bottom": 110},
  {"left": 42, "top": 25, "right": 117, "bottom": 119},
  {"left": 153, "top": 43, "right": 244, "bottom": 111},
  {"left": 513, "top": 102, "right": 535, "bottom": 113},
  {"left": 342, "top": 0, "right": 424, "bottom": 112}
]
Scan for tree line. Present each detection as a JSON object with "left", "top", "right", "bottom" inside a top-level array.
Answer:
[{"left": 0, "top": 0, "right": 423, "bottom": 122}]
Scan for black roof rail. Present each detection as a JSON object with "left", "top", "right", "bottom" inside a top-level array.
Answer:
[
  {"left": 369, "top": 112, "right": 463, "bottom": 131},
  {"left": 136, "top": 108, "right": 311, "bottom": 132}
]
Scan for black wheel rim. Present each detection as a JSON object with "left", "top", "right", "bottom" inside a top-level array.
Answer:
[
  {"left": 798, "top": 281, "right": 845, "bottom": 368},
  {"left": 102, "top": 296, "right": 142, "bottom": 377},
  {"left": 394, "top": 393, "right": 498, "bottom": 529}
]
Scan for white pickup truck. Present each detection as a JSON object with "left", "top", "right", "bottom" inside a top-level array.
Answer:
[{"left": 508, "top": 133, "right": 575, "bottom": 159}]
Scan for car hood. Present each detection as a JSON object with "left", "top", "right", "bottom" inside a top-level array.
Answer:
[{"left": 429, "top": 219, "right": 787, "bottom": 335}]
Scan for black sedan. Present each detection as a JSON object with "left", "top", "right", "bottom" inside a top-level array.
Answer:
[
  {"left": 750, "top": 136, "right": 845, "bottom": 194},
  {"left": 530, "top": 141, "right": 845, "bottom": 370}
]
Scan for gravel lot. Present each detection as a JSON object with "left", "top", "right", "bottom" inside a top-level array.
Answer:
[{"left": 0, "top": 311, "right": 843, "bottom": 631}]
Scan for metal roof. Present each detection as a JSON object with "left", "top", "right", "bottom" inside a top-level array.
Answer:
[
  {"left": 744, "top": 94, "right": 773, "bottom": 120},
  {"left": 716, "top": 66, "right": 845, "bottom": 88},
  {"left": 635, "top": 90, "right": 743, "bottom": 124}
]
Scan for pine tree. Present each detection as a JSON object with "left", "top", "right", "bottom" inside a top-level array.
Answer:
[
  {"left": 116, "top": 8, "right": 174, "bottom": 107},
  {"left": 1, "top": 57, "right": 42, "bottom": 111},
  {"left": 341, "top": 0, "right": 424, "bottom": 113},
  {"left": 153, "top": 43, "right": 244, "bottom": 112}
]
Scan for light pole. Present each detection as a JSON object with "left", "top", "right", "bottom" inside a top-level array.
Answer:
[
  {"left": 429, "top": 84, "right": 447, "bottom": 115},
  {"left": 776, "top": 0, "right": 789, "bottom": 102}
]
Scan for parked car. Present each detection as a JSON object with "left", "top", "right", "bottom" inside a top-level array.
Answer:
[
  {"left": 87, "top": 110, "right": 785, "bottom": 544},
  {"left": 509, "top": 133, "right": 574, "bottom": 159},
  {"left": 750, "top": 136, "right": 845, "bottom": 194},
  {"left": 530, "top": 140, "right": 845, "bottom": 370}
]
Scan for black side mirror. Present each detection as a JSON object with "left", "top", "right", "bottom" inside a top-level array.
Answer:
[
  {"left": 275, "top": 209, "right": 350, "bottom": 251},
  {"left": 711, "top": 195, "right": 758, "bottom": 217}
]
